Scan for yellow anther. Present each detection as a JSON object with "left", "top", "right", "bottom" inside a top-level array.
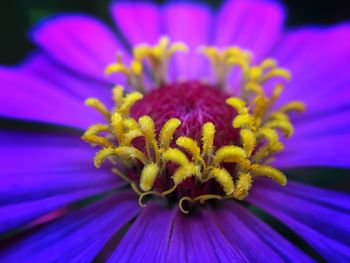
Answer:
[
  {"left": 111, "top": 113, "right": 124, "bottom": 143},
  {"left": 85, "top": 98, "right": 110, "bottom": 119},
  {"left": 250, "top": 164, "right": 287, "bottom": 186},
  {"left": 118, "top": 92, "right": 143, "bottom": 116},
  {"left": 240, "top": 129, "right": 256, "bottom": 157},
  {"left": 226, "top": 97, "right": 246, "bottom": 112},
  {"left": 235, "top": 173, "right": 252, "bottom": 200},
  {"left": 138, "top": 115, "right": 156, "bottom": 143},
  {"left": 159, "top": 36, "right": 169, "bottom": 48},
  {"left": 233, "top": 113, "right": 254, "bottom": 129},
  {"left": 210, "top": 167, "right": 234, "bottom": 195},
  {"left": 213, "top": 145, "right": 246, "bottom": 165},
  {"left": 94, "top": 148, "right": 115, "bottom": 168},
  {"left": 123, "top": 129, "right": 143, "bottom": 146},
  {"left": 112, "top": 85, "right": 124, "bottom": 106},
  {"left": 252, "top": 95, "right": 268, "bottom": 122},
  {"left": 263, "top": 68, "right": 291, "bottom": 82},
  {"left": 260, "top": 59, "right": 277, "bottom": 70},
  {"left": 202, "top": 122, "right": 215, "bottom": 156},
  {"left": 82, "top": 124, "right": 112, "bottom": 147},
  {"left": 105, "top": 63, "right": 129, "bottom": 76},
  {"left": 123, "top": 118, "right": 138, "bottom": 130},
  {"left": 140, "top": 163, "right": 159, "bottom": 191},
  {"left": 131, "top": 60, "right": 143, "bottom": 75},
  {"left": 257, "top": 127, "right": 283, "bottom": 152},
  {"left": 279, "top": 101, "right": 306, "bottom": 113},
  {"left": 162, "top": 148, "right": 190, "bottom": 167},
  {"left": 168, "top": 42, "right": 189, "bottom": 56},
  {"left": 271, "top": 84, "right": 284, "bottom": 101},
  {"left": 159, "top": 118, "right": 181, "bottom": 149},
  {"left": 248, "top": 67, "right": 263, "bottom": 81},
  {"left": 173, "top": 163, "right": 200, "bottom": 185},
  {"left": 176, "top": 137, "right": 201, "bottom": 162},
  {"left": 133, "top": 45, "right": 150, "bottom": 61},
  {"left": 200, "top": 46, "right": 221, "bottom": 64},
  {"left": 245, "top": 82, "right": 264, "bottom": 95},
  {"left": 95, "top": 146, "right": 148, "bottom": 168},
  {"left": 116, "top": 146, "right": 148, "bottom": 164},
  {"left": 265, "top": 119, "right": 294, "bottom": 138}
]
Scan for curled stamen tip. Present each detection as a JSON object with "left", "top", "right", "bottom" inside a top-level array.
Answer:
[
  {"left": 178, "top": 197, "right": 192, "bottom": 214},
  {"left": 138, "top": 194, "right": 148, "bottom": 207}
]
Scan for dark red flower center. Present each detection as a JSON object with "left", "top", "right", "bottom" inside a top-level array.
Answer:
[{"left": 131, "top": 81, "right": 239, "bottom": 148}]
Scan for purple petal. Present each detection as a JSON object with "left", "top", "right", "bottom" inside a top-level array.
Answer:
[
  {"left": 208, "top": 202, "right": 312, "bottom": 262},
  {"left": 0, "top": 131, "right": 122, "bottom": 232},
  {"left": 110, "top": 3, "right": 161, "bottom": 45},
  {"left": 31, "top": 15, "right": 128, "bottom": 83},
  {"left": 21, "top": 53, "right": 113, "bottom": 104},
  {"left": 0, "top": 191, "right": 139, "bottom": 262},
  {"left": 270, "top": 24, "right": 350, "bottom": 168},
  {"left": 107, "top": 204, "right": 176, "bottom": 262},
  {"left": 162, "top": 3, "right": 213, "bottom": 80},
  {"left": 273, "top": 24, "right": 350, "bottom": 115},
  {"left": 215, "top": 0, "right": 285, "bottom": 62},
  {"left": 0, "top": 65, "right": 105, "bottom": 129},
  {"left": 274, "top": 133, "right": 350, "bottom": 168},
  {"left": 248, "top": 181, "right": 350, "bottom": 261},
  {"left": 165, "top": 208, "right": 245, "bottom": 262}
]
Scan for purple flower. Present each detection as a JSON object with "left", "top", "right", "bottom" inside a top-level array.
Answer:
[{"left": 1, "top": 0, "right": 350, "bottom": 262}]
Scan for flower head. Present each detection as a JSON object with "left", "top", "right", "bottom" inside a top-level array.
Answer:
[
  {"left": 83, "top": 37, "right": 301, "bottom": 213},
  {"left": 0, "top": 1, "right": 350, "bottom": 262}
]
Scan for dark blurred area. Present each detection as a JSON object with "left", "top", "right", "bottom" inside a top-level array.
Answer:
[{"left": 0, "top": 0, "right": 349, "bottom": 65}]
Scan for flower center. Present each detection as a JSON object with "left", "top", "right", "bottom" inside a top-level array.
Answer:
[
  {"left": 131, "top": 81, "right": 239, "bottom": 148},
  {"left": 82, "top": 37, "right": 305, "bottom": 213}
]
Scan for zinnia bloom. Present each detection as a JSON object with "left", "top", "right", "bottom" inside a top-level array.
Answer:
[{"left": 1, "top": 0, "right": 350, "bottom": 261}]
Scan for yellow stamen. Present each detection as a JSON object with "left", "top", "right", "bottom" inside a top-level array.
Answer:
[
  {"left": 240, "top": 129, "right": 256, "bottom": 157},
  {"left": 159, "top": 118, "right": 181, "bottom": 149},
  {"left": 140, "top": 163, "right": 159, "bottom": 191},
  {"left": 82, "top": 124, "right": 111, "bottom": 147},
  {"left": 176, "top": 137, "right": 203, "bottom": 164},
  {"left": 173, "top": 163, "right": 200, "bottom": 185},
  {"left": 210, "top": 167, "right": 234, "bottom": 195},
  {"left": 111, "top": 113, "right": 124, "bottom": 143},
  {"left": 162, "top": 148, "right": 190, "bottom": 167},
  {"left": 202, "top": 122, "right": 215, "bottom": 156},
  {"left": 212, "top": 146, "right": 246, "bottom": 165},
  {"left": 118, "top": 92, "right": 143, "bottom": 116},
  {"left": 85, "top": 98, "right": 110, "bottom": 119},
  {"left": 250, "top": 164, "right": 287, "bottom": 186},
  {"left": 235, "top": 173, "right": 252, "bottom": 200}
]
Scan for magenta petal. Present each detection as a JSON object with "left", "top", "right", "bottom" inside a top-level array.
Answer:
[
  {"left": 111, "top": 3, "right": 161, "bottom": 45},
  {"left": 0, "top": 191, "right": 139, "bottom": 262},
  {"left": 215, "top": 0, "right": 285, "bottom": 62},
  {"left": 31, "top": 15, "right": 128, "bottom": 83},
  {"left": 248, "top": 182, "right": 350, "bottom": 261},
  {"left": 162, "top": 3, "right": 213, "bottom": 80}
]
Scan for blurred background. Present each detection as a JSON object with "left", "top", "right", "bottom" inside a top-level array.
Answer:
[{"left": 1, "top": 0, "right": 350, "bottom": 65}]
